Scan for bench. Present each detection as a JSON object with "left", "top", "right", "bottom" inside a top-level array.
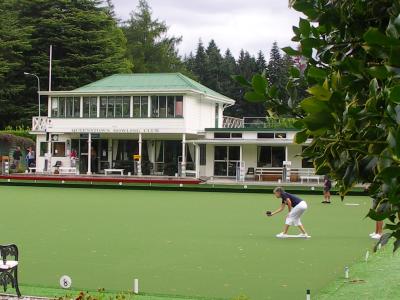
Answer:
[
  {"left": 28, "top": 167, "right": 37, "bottom": 173},
  {"left": 255, "top": 167, "right": 283, "bottom": 181},
  {"left": 104, "top": 169, "right": 124, "bottom": 176},
  {"left": 59, "top": 167, "right": 77, "bottom": 175},
  {"left": 300, "top": 175, "right": 321, "bottom": 184},
  {"left": 0, "top": 244, "right": 21, "bottom": 297}
]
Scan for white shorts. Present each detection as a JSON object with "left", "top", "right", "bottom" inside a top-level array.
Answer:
[{"left": 285, "top": 201, "right": 308, "bottom": 226}]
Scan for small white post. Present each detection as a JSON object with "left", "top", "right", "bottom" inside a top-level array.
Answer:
[
  {"left": 138, "top": 133, "right": 142, "bottom": 176},
  {"left": 306, "top": 289, "right": 311, "bottom": 300},
  {"left": 87, "top": 133, "right": 92, "bottom": 175},
  {"left": 181, "top": 133, "right": 186, "bottom": 177},
  {"left": 133, "top": 278, "right": 139, "bottom": 294},
  {"left": 344, "top": 266, "right": 349, "bottom": 279},
  {"left": 365, "top": 250, "right": 370, "bottom": 262}
]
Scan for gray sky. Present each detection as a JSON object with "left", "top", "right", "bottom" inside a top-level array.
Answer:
[{"left": 112, "top": 0, "right": 302, "bottom": 58}]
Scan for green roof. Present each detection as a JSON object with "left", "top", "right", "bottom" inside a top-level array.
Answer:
[{"left": 73, "top": 73, "right": 234, "bottom": 103}]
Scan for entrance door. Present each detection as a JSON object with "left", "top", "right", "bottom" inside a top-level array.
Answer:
[
  {"left": 214, "top": 146, "right": 240, "bottom": 177},
  {"left": 71, "top": 138, "right": 108, "bottom": 174}
]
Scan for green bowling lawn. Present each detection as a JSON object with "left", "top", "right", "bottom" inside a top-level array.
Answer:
[{"left": 0, "top": 186, "right": 375, "bottom": 300}]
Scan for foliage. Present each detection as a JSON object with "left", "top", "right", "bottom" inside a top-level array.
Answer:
[
  {"left": 237, "top": 0, "right": 400, "bottom": 250},
  {"left": 0, "top": 0, "right": 32, "bottom": 129},
  {"left": 2, "top": 126, "right": 34, "bottom": 140},
  {"left": 58, "top": 289, "right": 134, "bottom": 300},
  {"left": 122, "top": 0, "right": 185, "bottom": 73},
  {"left": 0, "top": 0, "right": 131, "bottom": 129},
  {"left": 0, "top": 133, "right": 35, "bottom": 150}
]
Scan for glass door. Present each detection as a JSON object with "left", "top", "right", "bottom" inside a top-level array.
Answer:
[{"left": 214, "top": 146, "right": 240, "bottom": 177}]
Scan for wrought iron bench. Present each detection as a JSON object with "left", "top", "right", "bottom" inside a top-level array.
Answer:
[{"left": 0, "top": 244, "right": 21, "bottom": 297}]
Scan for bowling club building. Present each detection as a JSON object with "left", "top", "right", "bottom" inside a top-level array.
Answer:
[{"left": 31, "top": 73, "right": 312, "bottom": 181}]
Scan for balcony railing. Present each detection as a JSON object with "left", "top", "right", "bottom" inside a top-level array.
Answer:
[
  {"left": 223, "top": 116, "right": 297, "bottom": 129},
  {"left": 32, "top": 116, "right": 48, "bottom": 132}
]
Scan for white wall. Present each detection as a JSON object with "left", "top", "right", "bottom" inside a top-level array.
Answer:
[
  {"left": 287, "top": 144, "right": 303, "bottom": 168},
  {"left": 35, "top": 134, "right": 72, "bottom": 172}
]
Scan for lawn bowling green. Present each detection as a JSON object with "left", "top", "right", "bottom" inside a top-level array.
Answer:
[{"left": 1, "top": 185, "right": 373, "bottom": 300}]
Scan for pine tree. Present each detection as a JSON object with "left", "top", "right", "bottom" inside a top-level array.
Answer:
[
  {"left": 256, "top": 51, "right": 267, "bottom": 74},
  {"left": 220, "top": 49, "right": 237, "bottom": 96},
  {"left": 266, "top": 42, "right": 292, "bottom": 110},
  {"left": 0, "top": 0, "right": 32, "bottom": 128},
  {"left": 204, "top": 40, "right": 223, "bottom": 91},
  {"left": 193, "top": 40, "right": 208, "bottom": 83},
  {"left": 122, "top": 0, "right": 184, "bottom": 73}
]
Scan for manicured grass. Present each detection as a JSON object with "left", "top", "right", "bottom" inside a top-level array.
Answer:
[
  {"left": 316, "top": 242, "right": 400, "bottom": 300},
  {"left": 0, "top": 186, "right": 374, "bottom": 300}
]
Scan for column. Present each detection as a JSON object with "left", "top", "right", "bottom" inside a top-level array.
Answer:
[
  {"left": 130, "top": 96, "right": 133, "bottom": 118},
  {"left": 285, "top": 146, "right": 288, "bottom": 162},
  {"left": 48, "top": 96, "right": 52, "bottom": 118},
  {"left": 79, "top": 96, "right": 83, "bottom": 118},
  {"left": 138, "top": 133, "right": 142, "bottom": 176},
  {"left": 181, "top": 133, "right": 186, "bottom": 177},
  {"left": 47, "top": 133, "right": 52, "bottom": 173},
  {"left": 218, "top": 103, "right": 224, "bottom": 128},
  {"left": 108, "top": 138, "right": 112, "bottom": 169},
  {"left": 87, "top": 133, "right": 92, "bottom": 175},
  {"left": 96, "top": 96, "right": 100, "bottom": 118},
  {"left": 195, "top": 144, "right": 200, "bottom": 179}
]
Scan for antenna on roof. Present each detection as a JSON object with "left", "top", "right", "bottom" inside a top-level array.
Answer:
[{"left": 49, "top": 45, "right": 53, "bottom": 91}]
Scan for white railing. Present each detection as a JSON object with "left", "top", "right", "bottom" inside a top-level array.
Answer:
[
  {"left": 223, "top": 116, "right": 244, "bottom": 128},
  {"left": 32, "top": 116, "right": 48, "bottom": 132}
]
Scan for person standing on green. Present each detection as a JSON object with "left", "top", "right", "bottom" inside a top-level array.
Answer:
[{"left": 12, "top": 146, "right": 22, "bottom": 169}]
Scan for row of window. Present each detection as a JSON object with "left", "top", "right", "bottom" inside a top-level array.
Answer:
[
  {"left": 51, "top": 96, "right": 184, "bottom": 118},
  {"left": 213, "top": 132, "right": 287, "bottom": 139}
]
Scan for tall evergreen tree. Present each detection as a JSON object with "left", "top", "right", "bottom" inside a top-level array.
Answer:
[
  {"left": 193, "top": 40, "right": 208, "bottom": 83},
  {"left": 122, "top": 0, "right": 184, "bottom": 73},
  {"left": 220, "top": 49, "right": 237, "bottom": 96},
  {"left": 0, "top": 0, "right": 32, "bottom": 128},
  {"left": 256, "top": 50, "right": 267, "bottom": 74},
  {"left": 204, "top": 40, "right": 223, "bottom": 91},
  {"left": 1, "top": 0, "right": 132, "bottom": 128},
  {"left": 226, "top": 49, "right": 265, "bottom": 117},
  {"left": 266, "top": 42, "right": 291, "bottom": 110}
]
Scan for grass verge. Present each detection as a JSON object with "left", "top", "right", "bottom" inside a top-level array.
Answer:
[{"left": 316, "top": 241, "right": 400, "bottom": 300}]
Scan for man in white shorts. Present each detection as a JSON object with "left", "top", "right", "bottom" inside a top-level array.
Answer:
[{"left": 266, "top": 187, "right": 310, "bottom": 238}]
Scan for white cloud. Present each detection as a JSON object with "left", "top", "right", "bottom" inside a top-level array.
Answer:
[{"left": 112, "top": 0, "right": 302, "bottom": 58}]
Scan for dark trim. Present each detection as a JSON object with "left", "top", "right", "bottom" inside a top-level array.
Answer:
[{"left": 205, "top": 128, "right": 299, "bottom": 132}]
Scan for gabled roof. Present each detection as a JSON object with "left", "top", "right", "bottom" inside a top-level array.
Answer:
[{"left": 49, "top": 73, "right": 234, "bottom": 104}]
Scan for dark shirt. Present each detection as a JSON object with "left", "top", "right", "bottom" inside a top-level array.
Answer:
[
  {"left": 324, "top": 179, "right": 332, "bottom": 189},
  {"left": 13, "top": 150, "right": 22, "bottom": 160},
  {"left": 281, "top": 192, "right": 303, "bottom": 207}
]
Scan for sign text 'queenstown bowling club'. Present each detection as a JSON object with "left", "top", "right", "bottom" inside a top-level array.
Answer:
[{"left": 71, "top": 128, "right": 160, "bottom": 133}]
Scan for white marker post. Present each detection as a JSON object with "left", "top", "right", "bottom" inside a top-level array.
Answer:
[
  {"left": 365, "top": 250, "right": 370, "bottom": 262},
  {"left": 133, "top": 278, "right": 139, "bottom": 294},
  {"left": 306, "top": 289, "right": 311, "bottom": 300},
  {"left": 344, "top": 266, "right": 349, "bottom": 279}
]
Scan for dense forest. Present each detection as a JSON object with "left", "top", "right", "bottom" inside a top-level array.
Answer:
[{"left": 0, "top": 0, "right": 300, "bottom": 129}]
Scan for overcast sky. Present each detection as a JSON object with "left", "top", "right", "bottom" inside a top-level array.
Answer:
[{"left": 112, "top": 0, "right": 302, "bottom": 58}]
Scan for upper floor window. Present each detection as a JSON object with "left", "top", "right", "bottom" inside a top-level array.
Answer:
[
  {"left": 51, "top": 97, "right": 80, "bottom": 118},
  {"left": 83, "top": 97, "right": 97, "bottom": 118},
  {"left": 133, "top": 96, "right": 149, "bottom": 118},
  {"left": 99, "top": 96, "right": 130, "bottom": 118},
  {"left": 150, "top": 95, "right": 183, "bottom": 118}
]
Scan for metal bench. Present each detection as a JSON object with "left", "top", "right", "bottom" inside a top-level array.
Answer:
[
  {"left": 104, "top": 169, "right": 124, "bottom": 176},
  {"left": 0, "top": 244, "right": 21, "bottom": 297}
]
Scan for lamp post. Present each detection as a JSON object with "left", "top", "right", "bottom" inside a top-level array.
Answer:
[{"left": 24, "top": 72, "right": 41, "bottom": 117}]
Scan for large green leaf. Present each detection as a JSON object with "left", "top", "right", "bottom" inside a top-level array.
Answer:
[
  {"left": 307, "top": 66, "right": 327, "bottom": 80},
  {"left": 282, "top": 47, "right": 300, "bottom": 56},
  {"left": 364, "top": 27, "right": 400, "bottom": 47},
  {"left": 300, "top": 97, "right": 331, "bottom": 113},
  {"left": 294, "top": 129, "right": 308, "bottom": 144},
  {"left": 307, "top": 85, "right": 332, "bottom": 100},
  {"left": 232, "top": 75, "right": 251, "bottom": 87},
  {"left": 368, "top": 66, "right": 389, "bottom": 80},
  {"left": 377, "top": 166, "right": 400, "bottom": 181},
  {"left": 251, "top": 74, "right": 267, "bottom": 95},
  {"left": 390, "top": 85, "right": 400, "bottom": 104},
  {"left": 299, "top": 18, "right": 311, "bottom": 36},
  {"left": 244, "top": 91, "right": 265, "bottom": 103}
]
